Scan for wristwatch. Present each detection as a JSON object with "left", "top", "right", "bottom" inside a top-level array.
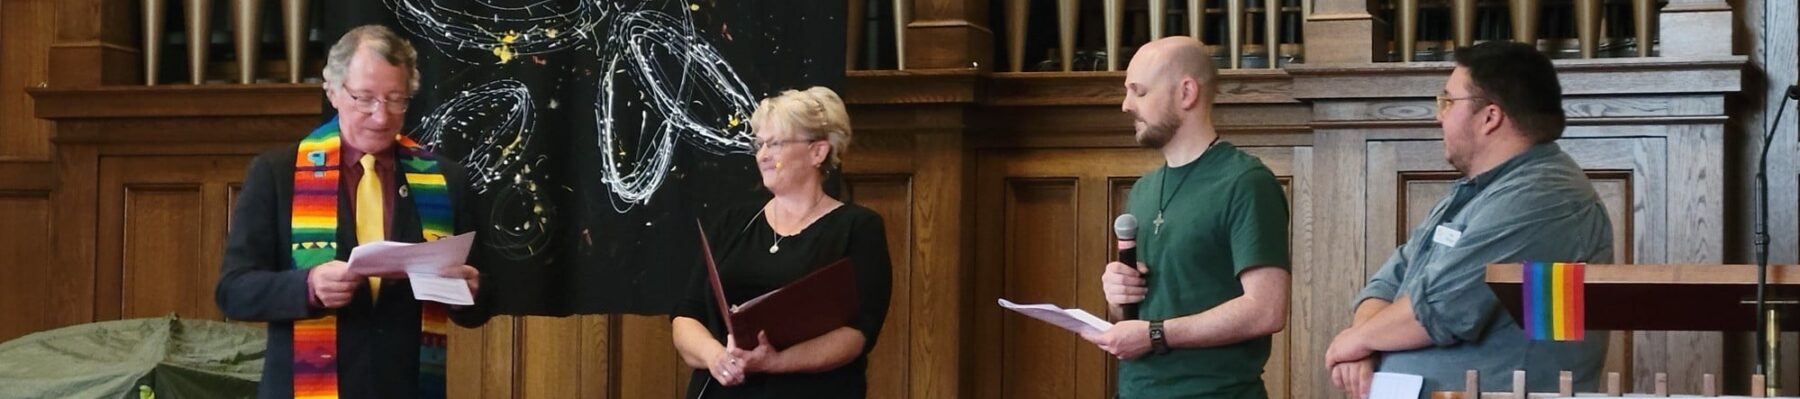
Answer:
[{"left": 1148, "top": 320, "right": 1169, "bottom": 355}]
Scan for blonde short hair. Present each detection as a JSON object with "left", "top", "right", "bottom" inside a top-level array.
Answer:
[
  {"left": 322, "top": 25, "right": 420, "bottom": 94},
  {"left": 749, "top": 87, "right": 853, "bottom": 169}
]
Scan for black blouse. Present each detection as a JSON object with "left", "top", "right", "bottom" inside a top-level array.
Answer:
[{"left": 674, "top": 202, "right": 894, "bottom": 399}]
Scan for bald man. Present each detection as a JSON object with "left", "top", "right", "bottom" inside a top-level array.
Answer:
[{"left": 1083, "top": 36, "right": 1292, "bottom": 399}]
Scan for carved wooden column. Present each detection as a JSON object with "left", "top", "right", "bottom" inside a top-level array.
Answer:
[
  {"left": 50, "top": 0, "right": 138, "bottom": 87},
  {"left": 1660, "top": 0, "right": 1731, "bottom": 57},
  {"left": 904, "top": 0, "right": 990, "bottom": 69},
  {"left": 1303, "top": 0, "right": 1382, "bottom": 63}
]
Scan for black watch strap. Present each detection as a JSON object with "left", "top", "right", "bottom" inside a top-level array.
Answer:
[{"left": 1148, "top": 320, "right": 1169, "bottom": 355}]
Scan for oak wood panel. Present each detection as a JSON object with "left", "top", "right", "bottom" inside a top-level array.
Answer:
[
  {"left": 847, "top": 175, "right": 917, "bottom": 399},
  {"left": 30, "top": 84, "right": 323, "bottom": 119},
  {"left": 1289, "top": 57, "right": 1746, "bottom": 100},
  {"left": 447, "top": 316, "right": 517, "bottom": 399},
  {"left": 0, "top": 191, "right": 53, "bottom": 341},
  {"left": 0, "top": 161, "right": 52, "bottom": 190},
  {"left": 1, "top": 0, "right": 54, "bottom": 160},
  {"left": 1649, "top": 124, "right": 1726, "bottom": 394},
  {"left": 519, "top": 315, "right": 616, "bottom": 398},
  {"left": 612, "top": 314, "right": 687, "bottom": 398},
  {"left": 909, "top": 130, "right": 971, "bottom": 398},
  {"left": 118, "top": 187, "right": 205, "bottom": 319},
  {"left": 1296, "top": 130, "right": 1368, "bottom": 399},
  {"left": 1000, "top": 179, "right": 1082, "bottom": 399},
  {"left": 95, "top": 155, "right": 252, "bottom": 321}
]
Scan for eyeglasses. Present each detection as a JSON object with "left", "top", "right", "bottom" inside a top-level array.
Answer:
[
  {"left": 338, "top": 84, "right": 411, "bottom": 114},
  {"left": 752, "top": 137, "right": 823, "bottom": 151},
  {"left": 1435, "top": 94, "right": 1487, "bottom": 115}
]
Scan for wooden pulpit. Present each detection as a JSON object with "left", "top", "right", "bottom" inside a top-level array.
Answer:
[
  {"left": 1479, "top": 263, "right": 1800, "bottom": 397},
  {"left": 1487, "top": 264, "right": 1800, "bottom": 331}
]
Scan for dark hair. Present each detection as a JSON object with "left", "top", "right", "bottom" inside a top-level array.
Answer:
[{"left": 1452, "top": 41, "right": 1566, "bottom": 143}]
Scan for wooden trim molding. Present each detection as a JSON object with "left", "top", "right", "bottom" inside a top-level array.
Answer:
[
  {"left": 846, "top": 69, "right": 983, "bottom": 105},
  {"left": 0, "top": 162, "right": 53, "bottom": 191},
  {"left": 1288, "top": 56, "right": 1748, "bottom": 99},
  {"left": 29, "top": 84, "right": 321, "bottom": 119}
]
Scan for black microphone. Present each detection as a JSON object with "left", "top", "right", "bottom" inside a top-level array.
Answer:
[
  {"left": 1753, "top": 82, "right": 1797, "bottom": 377},
  {"left": 1114, "top": 214, "right": 1140, "bottom": 320}
]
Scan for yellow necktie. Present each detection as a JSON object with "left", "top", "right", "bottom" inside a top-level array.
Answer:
[{"left": 356, "top": 154, "right": 385, "bottom": 303}]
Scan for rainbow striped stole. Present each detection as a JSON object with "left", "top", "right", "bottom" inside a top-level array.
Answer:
[
  {"left": 1521, "top": 261, "right": 1585, "bottom": 341},
  {"left": 291, "top": 118, "right": 452, "bottom": 399}
]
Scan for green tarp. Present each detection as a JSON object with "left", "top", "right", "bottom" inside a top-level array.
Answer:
[{"left": 0, "top": 315, "right": 263, "bottom": 399}]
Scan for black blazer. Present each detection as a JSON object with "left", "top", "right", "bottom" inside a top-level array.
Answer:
[{"left": 215, "top": 142, "right": 493, "bottom": 399}]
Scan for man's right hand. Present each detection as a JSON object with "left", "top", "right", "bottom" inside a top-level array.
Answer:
[
  {"left": 308, "top": 261, "right": 358, "bottom": 308},
  {"left": 1101, "top": 261, "right": 1149, "bottom": 307},
  {"left": 1331, "top": 356, "right": 1377, "bottom": 399}
]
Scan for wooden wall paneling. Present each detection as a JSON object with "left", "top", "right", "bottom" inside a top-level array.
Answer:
[
  {"left": 518, "top": 315, "right": 619, "bottom": 398},
  {"left": 1001, "top": 177, "right": 1081, "bottom": 399},
  {"left": 1294, "top": 129, "right": 1367, "bottom": 399},
  {"left": 1239, "top": 145, "right": 1312, "bottom": 399},
  {"left": 912, "top": 125, "right": 973, "bottom": 398},
  {"left": 446, "top": 316, "right": 517, "bottom": 399},
  {"left": 975, "top": 148, "right": 1157, "bottom": 399},
  {"left": 973, "top": 152, "right": 1007, "bottom": 399},
  {"left": 517, "top": 316, "right": 575, "bottom": 398},
  {"left": 0, "top": 161, "right": 55, "bottom": 342},
  {"left": 845, "top": 174, "right": 917, "bottom": 399},
  {"left": 610, "top": 314, "right": 687, "bottom": 399},
  {"left": 1, "top": 0, "right": 55, "bottom": 160},
  {"left": 48, "top": 144, "right": 99, "bottom": 333},
  {"left": 95, "top": 155, "right": 252, "bottom": 321},
  {"left": 1638, "top": 124, "right": 1726, "bottom": 394}
]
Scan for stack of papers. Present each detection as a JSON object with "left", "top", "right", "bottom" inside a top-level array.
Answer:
[
  {"left": 346, "top": 232, "right": 476, "bottom": 306},
  {"left": 997, "top": 298, "right": 1114, "bottom": 335}
]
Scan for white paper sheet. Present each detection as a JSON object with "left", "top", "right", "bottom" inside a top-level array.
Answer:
[
  {"left": 997, "top": 298, "right": 1114, "bottom": 335},
  {"left": 1369, "top": 372, "right": 1424, "bottom": 399},
  {"left": 347, "top": 232, "right": 476, "bottom": 306}
]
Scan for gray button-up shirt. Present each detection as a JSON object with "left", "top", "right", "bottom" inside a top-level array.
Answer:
[{"left": 1355, "top": 142, "right": 1613, "bottom": 395}]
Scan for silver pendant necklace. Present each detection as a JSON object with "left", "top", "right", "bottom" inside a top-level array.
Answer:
[{"left": 769, "top": 193, "right": 828, "bottom": 253}]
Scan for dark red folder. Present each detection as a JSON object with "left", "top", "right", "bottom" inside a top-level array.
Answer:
[{"left": 697, "top": 220, "right": 859, "bottom": 350}]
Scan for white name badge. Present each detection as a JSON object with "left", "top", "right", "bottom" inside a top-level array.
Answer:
[{"left": 1433, "top": 225, "right": 1462, "bottom": 248}]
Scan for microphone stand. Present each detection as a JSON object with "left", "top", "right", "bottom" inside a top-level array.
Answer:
[{"left": 1754, "top": 84, "right": 1796, "bottom": 396}]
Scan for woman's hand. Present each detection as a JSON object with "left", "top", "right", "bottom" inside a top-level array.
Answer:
[
  {"left": 726, "top": 331, "right": 780, "bottom": 375},
  {"left": 710, "top": 345, "right": 745, "bottom": 386}
]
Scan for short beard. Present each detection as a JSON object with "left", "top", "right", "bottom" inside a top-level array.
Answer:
[{"left": 1136, "top": 116, "right": 1179, "bottom": 149}]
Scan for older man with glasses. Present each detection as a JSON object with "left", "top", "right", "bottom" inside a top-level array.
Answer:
[
  {"left": 1324, "top": 41, "right": 1614, "bottom": 398},
  {"left": 215, "top": 25, "right": 491, "bottom": 399}
]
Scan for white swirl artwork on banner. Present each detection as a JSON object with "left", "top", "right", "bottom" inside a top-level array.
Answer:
[
  {"left": 593, "top": 9, "right": 756, "bottom": 212},
  {"left": 384, "top": 0, "right": 605, "bottom": 65}
]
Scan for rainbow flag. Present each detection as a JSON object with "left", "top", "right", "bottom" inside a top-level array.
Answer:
[{"left": 1522, "top": 262, "right": 1585, "bottom": 341}]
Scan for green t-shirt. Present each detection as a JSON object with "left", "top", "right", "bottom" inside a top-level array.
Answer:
[{"left": 1119, "top": 142, "right": 1291, "bottom": 399}]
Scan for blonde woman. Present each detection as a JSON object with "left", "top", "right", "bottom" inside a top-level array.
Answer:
[{"left": 671, "top": 87, "right": 893, "bottom": 398}]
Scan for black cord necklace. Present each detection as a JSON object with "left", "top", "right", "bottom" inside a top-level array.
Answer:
[{"left": 1154, "top": 135, "right": 1221, "bottom": 235}]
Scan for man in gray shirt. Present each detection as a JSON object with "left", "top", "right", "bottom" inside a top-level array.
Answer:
[{"left": 1325, "top": 41, "right": 1612, "bottom": 398}]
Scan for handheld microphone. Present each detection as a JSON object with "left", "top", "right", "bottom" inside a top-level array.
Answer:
[{"left": 1114, "top": 214, "right": 1140, "bottom": 320}]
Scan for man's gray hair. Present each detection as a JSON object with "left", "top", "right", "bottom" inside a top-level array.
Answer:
[{"left": 321, "top": 25, "right": 420, "bottom": 94}]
